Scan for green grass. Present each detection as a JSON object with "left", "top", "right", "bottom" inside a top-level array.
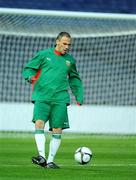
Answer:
[{"left": 0, "top": 133, "right": 136, "bottom": 180}]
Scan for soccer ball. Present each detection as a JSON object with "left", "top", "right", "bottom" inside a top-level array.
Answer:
[{"left": 74, "top": 147, "right": 92, "bottom": 165}]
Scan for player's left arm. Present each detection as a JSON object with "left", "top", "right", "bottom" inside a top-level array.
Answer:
[{"left": 68, "top": 62, "right": 84, "bottom": 105}]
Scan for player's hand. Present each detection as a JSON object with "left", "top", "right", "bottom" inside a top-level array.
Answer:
[
  {"left": 28, "top": 76, "right": 37, "bottom": 83},
  {"left": 77, "top": 102, "right": 81, "bottom": 106}
]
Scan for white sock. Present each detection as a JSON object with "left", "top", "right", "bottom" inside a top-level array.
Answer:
[
  {"left": 47, "top": 134, "right": 61, "bottom": 163},
  {"left": 35, "top": 129, "right": 46, "bottom": 158}
]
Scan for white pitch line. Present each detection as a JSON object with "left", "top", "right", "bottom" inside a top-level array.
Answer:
[
  {"left": 0, "top": 164, "right": 136, "bottom": 167},
  {"left": 91, "top": 164, "right": 136, "bottom": 167}
]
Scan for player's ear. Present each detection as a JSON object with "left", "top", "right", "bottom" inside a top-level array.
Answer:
[{"left": 56, "top": 39, "right": 59, "bottom": 46}]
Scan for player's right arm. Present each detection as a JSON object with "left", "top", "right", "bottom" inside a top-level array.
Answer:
[{"left": 22, "top": 51, "right": 43, "bottom": 83}]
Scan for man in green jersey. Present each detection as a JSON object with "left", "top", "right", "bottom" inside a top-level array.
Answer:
[{"left": 22, "top": 32, "right": 83, "bottom": 169}]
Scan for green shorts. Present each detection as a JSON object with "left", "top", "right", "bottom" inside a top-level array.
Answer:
[{"left": 33, "top": 101, "right": 70, "bottom": 130}]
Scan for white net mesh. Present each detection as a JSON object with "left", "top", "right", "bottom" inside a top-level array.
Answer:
[{"left": 0, "top": 9, "right": 136, "bottom": 105}]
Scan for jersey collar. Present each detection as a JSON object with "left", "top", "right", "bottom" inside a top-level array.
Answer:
[{"left": 54, "top": 49, "right": 62, "bottom": 56}]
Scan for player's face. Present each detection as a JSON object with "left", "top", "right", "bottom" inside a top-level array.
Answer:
[{"left": 55, "top": 36, "right": 71, "bottom": 55}]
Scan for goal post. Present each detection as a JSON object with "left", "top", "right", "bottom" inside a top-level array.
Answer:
[
  {"left": 0, "top": 8, "right": 136, "bottom": 133},
  {"left": 1, "top": 8, "right": 136, "bottom": 37},
  {"left": 0, "top": 8, "right": 136, "bottom": 105}
]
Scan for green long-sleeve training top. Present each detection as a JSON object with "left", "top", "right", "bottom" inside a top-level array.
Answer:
[{"left": 22, "top": 48, "right": 83, "bottom": 104}]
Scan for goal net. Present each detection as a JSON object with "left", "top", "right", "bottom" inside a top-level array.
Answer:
[{"left": 0, "top": 8, "right": 136, "bottom": 105}]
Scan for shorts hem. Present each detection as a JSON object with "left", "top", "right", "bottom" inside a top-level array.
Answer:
[
  {"left": 49, "top": 126, "right": 70, "bottom": 131},
  {"left": 32, "top": 119, "right": 48, "bottom": 123}
]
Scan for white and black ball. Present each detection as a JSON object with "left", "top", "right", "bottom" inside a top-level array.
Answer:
[{"left": 74, "top": 147, "right": 92, "bottom": 165}]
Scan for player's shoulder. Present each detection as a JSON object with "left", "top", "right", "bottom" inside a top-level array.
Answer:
[
  {"left": 37, "top": 48, "right": 52, "bottom": 55},
  {"left": 36, "top": 48, "right": 53, "bottom": 58}
]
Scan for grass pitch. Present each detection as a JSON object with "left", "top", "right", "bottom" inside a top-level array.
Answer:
[{"left": 0, "top": 132, "right": 136, "bottom": 180}]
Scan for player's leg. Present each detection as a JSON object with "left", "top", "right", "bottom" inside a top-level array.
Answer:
[
  {"left": 32, "top": 101, "right": 51, "bottom": 167},
  {"left": 47, "top": 128, "right": 62, "bottom": 168},
  {"left": 47, "top": 103, "right": 69, "bottom": 168},
  {"left": 34, "top": 120, "right": 45, "bottom": 158},
  {"left": 32, "top": 120, "right": 47, "bottom": 167}
]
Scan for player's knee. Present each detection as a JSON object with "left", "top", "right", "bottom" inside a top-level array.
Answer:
[
  {"left": 35, "top": 120, "right": 45, "bottom": 129},
  {"left": 52, "top": 128, "right": 62, "bottom": 134}
]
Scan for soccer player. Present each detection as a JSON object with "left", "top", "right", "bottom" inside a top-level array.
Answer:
[{"left": 22, "top": 32, "right": 83, "bottom": 169}]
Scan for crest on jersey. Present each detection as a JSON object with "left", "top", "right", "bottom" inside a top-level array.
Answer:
[{"left": 66, "top": 60, "right": 71, "bottom": 67}]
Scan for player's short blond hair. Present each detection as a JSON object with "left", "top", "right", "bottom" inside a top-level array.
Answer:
[{"left": 56, "top": 32, "right": 71, "bottom": 41}]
